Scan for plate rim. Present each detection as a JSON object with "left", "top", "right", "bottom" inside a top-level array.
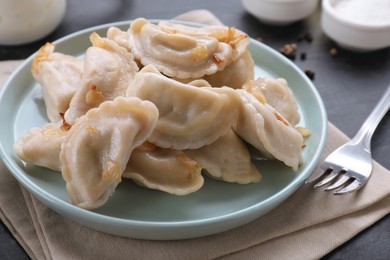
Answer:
[{"left": 0, "top": 20, "right": 328, "bottom": 239}]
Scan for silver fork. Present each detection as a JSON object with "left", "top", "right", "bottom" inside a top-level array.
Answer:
[{"left": 306, "top": 84, "right": 390, "bottom": 195}]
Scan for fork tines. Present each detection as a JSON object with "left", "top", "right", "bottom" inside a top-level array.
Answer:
[{"left": 306, "top": 167, "right": 364, "bottom": 195}]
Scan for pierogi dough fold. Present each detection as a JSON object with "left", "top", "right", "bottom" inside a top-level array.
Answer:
[
  {"left": 65, "top": 32, "right": 139, "bottom": 125},
  {"left": 185, "top": 129, "right": 262, "bottom": 184},
  {"left": 203, "top": 50, "right": 254, "bottom": 89},
  {"left": 123, "top": 143, "right": 204, "bottom": 195},
  {"left": 235, "top": 89, "right": 304, "bottom": 171},
  {"left": 126, "top": 65, "right": 242, "bottom": 150},
  {"left": 60, "top": 97, "right": 158, "bottom": 210},
  {"left": 32, "top": 42, "right": 83, "bottom": 123},
  {"left": 127, "top": 18, "right": 249, "bottom": 79},
  {"left": 243, "top": 77, "right": 301, "bottom": 126},
  {"left": 14, "top": 121, "right": 67, "bottom": 172}
]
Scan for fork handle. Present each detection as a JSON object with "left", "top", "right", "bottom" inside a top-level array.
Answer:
[{"left": 351, "top": 83, "right": 390, "bottom": 150}]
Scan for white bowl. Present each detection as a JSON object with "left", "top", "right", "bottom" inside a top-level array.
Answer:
[
  {"left": 0, "top": 0, "right": 67, "bottom": 45},
  {"left": 242, "top": 0, "right": 319, "bottom": 25},
  {"left": 321, "top": 0, "right": 390, "bottom": 52}
]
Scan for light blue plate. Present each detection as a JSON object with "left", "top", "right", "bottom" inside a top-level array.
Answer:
[{"left": 0, "top": 21, "right": 327, "bottom": 240}]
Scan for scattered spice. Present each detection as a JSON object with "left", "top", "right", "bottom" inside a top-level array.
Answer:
[
  {"left": 300, "top": 52, "right": 307, "bottom": 61},
  {"left": 297, "top": 32, "right": 313, "bottom": 43},
  {"left": 280, "top": 43, "right": 298, "bottom": 60},
  {"left": 329, "top": 47, "right": 338, "bottom": 57},
  {"left": 260, "top": 32, "right": 323, "bottom": 80},
  {"left": 304, "top": 69, "right": 315, "bottom": 80}
]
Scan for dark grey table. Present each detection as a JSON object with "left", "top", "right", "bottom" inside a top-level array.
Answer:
[{"left": 1, "top": 0, "right": 390, "bottom": 259}]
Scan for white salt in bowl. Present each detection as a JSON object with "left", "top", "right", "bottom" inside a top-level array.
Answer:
[
  {"left": 241, "top": 0, "right": 319, "bottom": 25},
  {"left": 321, "top": 0, "right": 390, "bottom": 52}
]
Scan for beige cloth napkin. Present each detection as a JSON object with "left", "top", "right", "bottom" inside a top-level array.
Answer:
[{"left": 1, "top": 10, "right": 390, "bottom": 260}]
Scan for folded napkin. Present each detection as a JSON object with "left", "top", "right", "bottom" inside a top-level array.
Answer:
[{"left": 1, "top": 10, "right": 390, "bottom": 260}]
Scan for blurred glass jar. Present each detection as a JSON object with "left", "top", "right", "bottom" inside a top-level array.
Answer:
[{"left": 0, "top": 0, "right": 66, "bottom": 45}]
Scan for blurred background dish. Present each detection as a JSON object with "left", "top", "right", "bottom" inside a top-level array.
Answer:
[
  {"left": 241, "top": 0, "right": 319, "bottom": 25},
  {"left": 0, "top": 0, "right": 66, "bottom": 45},
  {"left": 321, "top": 0, "right": 390, "bottom": 52}
]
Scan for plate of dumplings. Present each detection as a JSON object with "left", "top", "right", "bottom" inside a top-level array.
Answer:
[{"left": 0, "top": 19, "right": 327, "bottom": 240}]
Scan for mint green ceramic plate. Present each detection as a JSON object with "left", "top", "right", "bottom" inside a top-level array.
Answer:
[{"left": 0, "top": 21, "right": 327, "bottom": 240}]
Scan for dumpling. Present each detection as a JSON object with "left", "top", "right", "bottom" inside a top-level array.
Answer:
[
  {"left": 185, "top": 129, "right": 261, "bottom": 184},
  {"left": 177, "top": 50, "right": 255, "bottom": 89},
  {"left": 123, "top": 142, "right": 204, "bottom": 195},
  {"left": 157, "top": 20, "right": 248, "bottom": 61},
  {"left": 127, "top": 18, "right": 249, "bottom": 79},
  {"left": 60, "top": 97, "right": 158, "bottom": 210},
  {"left": 126, "top": 65, "right": 241, "bottom": 150},
  {"left": 106, "top": 26, "right": 129, "bottom": 50},
  {"left": 14, "top": 121, "right": 68, "bottom": 172},
  {"left": 32, "top": 42, "right": 83, "bottom": 122},
  {"left": 243, "top": 77, "right": 300, "bottom": 126},
  {"left": 185, "top": 79, "right": 212, "bottom": 88},
  {"left": 234, "top": 89, "right": 304, "bottom": 170},
  {"left": 65, "top": 32, "right": 139, "bottom": 125},
  {"left": 203, "top": 50, "right": 254, "bottom": 89}
]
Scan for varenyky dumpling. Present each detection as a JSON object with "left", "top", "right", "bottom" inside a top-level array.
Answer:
[
  {"left": 123, "top": 142, "right": 204, "bottom": 195},
  {"left": 177, "top": 50, "right": 255, "bottom": 89},
  {"left": 203, "top": 50, "right": 254, "bottom": 89},
  {"left": 126, "top": 64, "right": 241, "bottom": 150},
  {"left": 127, "top": 18, "right": 249, "bottom": 79},
  {"left": 60, "top": 97, "right": 158, "bottom": 210},
  {"left": 32, "top": 42, "right": 83, "bottom": 123},
  {"left": 106, "top": 26, "right": 129, "bottom": 50},
  {"left": 14, "top": 121, "right": 68, "bottom": 172},
  {"left": 65, "top": 32, "right": 139, "bottom": 125},
  {"left": 157, "top": 21, "right": 248, "bottom": 61},
  {"left": 234, "top": 89, "right": 304, "bottom": 170},
  {"left": 243, "top": 77, "right": 300, "bottom": 126},
  {"left": 108, "top": 21, "right": 252, "bottom": 88},
  {"left": 185, "top": 129, "right": 261, "bottom": 184}
]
